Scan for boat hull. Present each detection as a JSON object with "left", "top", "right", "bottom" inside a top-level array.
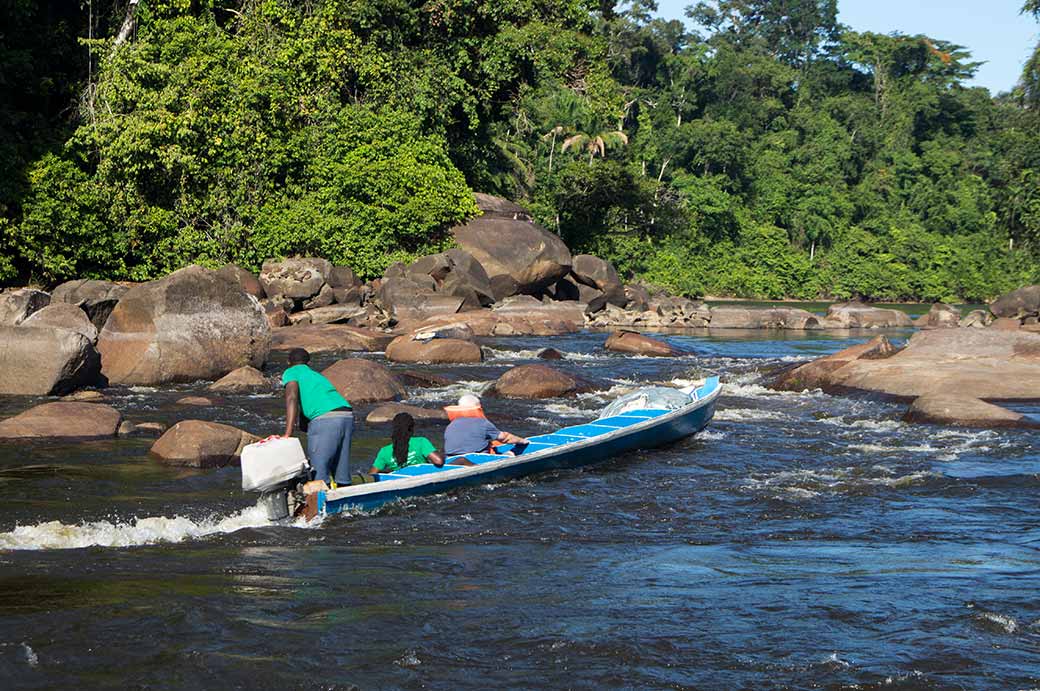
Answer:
[{"left": 314, "top": 377, "right": 720, "bottom": 517}]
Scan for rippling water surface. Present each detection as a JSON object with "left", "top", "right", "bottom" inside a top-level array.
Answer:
[{"left": 1, "top": 330, "right": 1038, "bottom": 689}]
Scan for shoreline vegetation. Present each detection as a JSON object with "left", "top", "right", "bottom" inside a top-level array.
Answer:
[{"left": 1, "top": 2, "right": 1039, "bottom": 303}]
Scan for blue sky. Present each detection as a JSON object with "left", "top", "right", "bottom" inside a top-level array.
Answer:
[{"left": 653, "top": 0, "right": 1040, "bottom": 94}]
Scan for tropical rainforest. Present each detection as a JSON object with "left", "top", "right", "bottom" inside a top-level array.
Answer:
[{"left": 1, "top": 0, "right": 1039, "bottom": 301}]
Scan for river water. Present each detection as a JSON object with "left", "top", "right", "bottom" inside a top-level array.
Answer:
[{"left": 0, "top": 329, "right": 1037, "bottom": 689}]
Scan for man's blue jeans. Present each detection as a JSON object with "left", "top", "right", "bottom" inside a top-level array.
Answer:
[{"left": 306, "top": 410, "right": 354, "bottom": 485}]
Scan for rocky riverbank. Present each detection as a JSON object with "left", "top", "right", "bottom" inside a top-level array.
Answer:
[{"left": 2, "top": 192, "right": 1039, "bottom": 446}]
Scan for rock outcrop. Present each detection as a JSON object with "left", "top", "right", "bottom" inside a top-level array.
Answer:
[
  {"left": 0, "top": 326, "right": 101, "bottom": 395},
  {"left": 97, "top": 265, "right": 271, "bottom": 385},
  {"left": 774, "top": 329, "right": 1040, "bottom": 402},
  {"left": 0, "top": 402, "right": 121, "bottom": 440},
  {"left": 21, "top": 303, "right": 99, "bottom": 342},
  {"left": 0, "top": 288, "right": 50, "bottom": 326},
  {"left": 149, "top": 420, "right": 258, "bottom": 468},
  {"left": 708, "top": 306, "right": 819, "bottom": 329},
  {"left": 491, "top": 364, "right": 592, "bottom": 399},
  {"left": 385, "top": 335, "right": 483, "bottom": 364},
  {"left": 321, "top": 359, "right": 405, "bottom": 403},
  {"left": 452, "top": 193, "right": 572, "bottom": 296},
  {"left": 604, "top": 330, "right": 684, "bottom": 357}
]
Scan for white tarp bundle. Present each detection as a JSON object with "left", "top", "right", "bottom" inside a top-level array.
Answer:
[{"left": 599, "top": 386, "right": 691, "bottom": 418}]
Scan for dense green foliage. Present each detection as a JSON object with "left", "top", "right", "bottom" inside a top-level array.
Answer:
[{"left": 1, "top": 0, "right": 1039, "bottom": 300}]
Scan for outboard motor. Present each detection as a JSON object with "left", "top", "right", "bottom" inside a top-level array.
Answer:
[{"left": 240, "top": 437, "right": 311, "bottom": 520}]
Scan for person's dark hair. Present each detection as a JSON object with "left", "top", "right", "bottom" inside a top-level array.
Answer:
[
  {"left": 391, "top": 412, "right": 415, "bottom": 469},
  {"left": 288, "top": 348, "right": 310, "bottom": 365}
]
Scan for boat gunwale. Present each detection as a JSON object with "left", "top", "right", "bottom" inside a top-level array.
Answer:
[{"left": 321, "top": 378, "right": 722, "bottom": 506}]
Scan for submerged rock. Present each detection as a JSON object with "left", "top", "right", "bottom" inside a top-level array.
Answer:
[
  {"left": 149, "top": 420, "right": 258, "bottom": 468},
  {"left": 0, "top": 402, "right": 121, "bottom": 440},
  {"left": 208, "top": 366, "right": 269, "bottom": 393},
  {"left": 604, "top": 330, "right": 684, "bottom": 357},
  {"left": 903, "top": 394, "right": 1033, "bottom": 428}
]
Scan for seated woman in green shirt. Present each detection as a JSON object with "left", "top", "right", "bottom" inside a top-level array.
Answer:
[{"left": 369, "top": 413, "right": 473, "bottom": 474}]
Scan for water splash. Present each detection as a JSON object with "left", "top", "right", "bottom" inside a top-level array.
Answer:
[{"left": 0, "top": 504, "right": 292, "bottom": 551}]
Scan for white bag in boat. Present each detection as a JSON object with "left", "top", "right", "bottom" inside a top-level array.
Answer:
[
  {"left": 598, "top": 386, "right": 692, "bottom": 419},
  {"left": 241, "top": 436, "right": 310, "bottom": 492}
]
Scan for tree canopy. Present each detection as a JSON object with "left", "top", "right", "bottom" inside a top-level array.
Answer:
[{"left": 1, "top": 0, "right": 1038, "bottom": 301}]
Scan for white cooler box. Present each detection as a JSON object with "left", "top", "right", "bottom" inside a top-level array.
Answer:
[{"left": 241, "top": 437, "right": 310, "bottom": 492}]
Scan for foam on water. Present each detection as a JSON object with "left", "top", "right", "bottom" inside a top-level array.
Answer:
[
  {"left": 0, "top": 504, "right": 302, "bottom": 551},
  {"left": 743, "top": 466, "right": 942, "bottom": 498},
  {"left": 482, "top": 347, "right": 607, "bottom": 362},
  {"left": 405, "top": 380, "right": 494, "bottom": 404},
  {"left": 715, "top": 408, "right": 790, "bottom": 422}
]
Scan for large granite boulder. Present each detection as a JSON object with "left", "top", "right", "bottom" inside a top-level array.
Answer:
[
  {"left": 903, "top": 394, "right": 1033, "bottom": 429},
  {"left": 604, "top": 331, "right": 684, "bottom": 357},
  {"left": 491, "top": 364, "right": 592, "bottom": 399},
  {"left": 259, "top": 257, "right": 332, "bottom": 300},
  {"left": 825, "top": 302, "right": 914, "bottom": 328},
  {"left": 445, "top": 249, "right": 495, "bottom": 306},
  {"left": 50, "top": 279, "right": 128, "bottom": 329},
  {"left": 216, "top": 264, "right": 264, "bottom": 299},
  {"left": 0, "top": 326, "right": 101, "bottom": 395},
  {"left": 490, "top": 296, "right": 585, "bottom": 336},
  {"left": 385, "top": 335, "right": 483, "bottom": 364},
  {"left": 270, "top": 324, "right": 392, "bottom": 353},
  {"left": 328, "top": 265, "right": 360, "bottom": 289},
  {"left": 451, "top": 194, "right": 572, "bottom": 297},
  {"left": 149, "top": 420, "right": 259, "bottom": 468},
  {"left": 990, "top": 285, "right": 1040, "bottom": 321},
  {"left": 572, "top": 255, "right": 623, "bottom": 294},
  {"left": 21, "top": 303, "right": 98, "bottom": 342},
  {"left": 0, "top": 402, "right": 121, "bottom": 440},
  {"left": 321, "top": 359, "right": 405, "bottom": 403},
  {"left": 97, "top": 265, "right": 271, "bottom": 385},
  {"left": 0, "top": 288, "right": 50, "bottom": 326},
  {"left": 915, "top": 303, "right": 961, "bottom": 329},
  {"left": 366, "top": 403, "right": 449, "bottom": 425}
]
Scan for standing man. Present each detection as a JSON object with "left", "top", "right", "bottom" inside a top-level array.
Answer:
[{"left": 281, "top": 348, "right": 353, "bottom": 488}]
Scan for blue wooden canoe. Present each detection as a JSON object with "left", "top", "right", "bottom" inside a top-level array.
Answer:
[{"left": 306, "top": 377, "right": 721, "bottom": 519}]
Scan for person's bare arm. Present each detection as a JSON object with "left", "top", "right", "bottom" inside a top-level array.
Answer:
[
  {"left": 447, "top": 456, "right": 476, "bottom": 466},
  {"left": 283, "top": 381, "right": 301, "bottom": 437},
  {"left": 427, "top": 451, "right": 446, "bottom": 468},
  {"left": 497, "top": 431, "right": 528, "bottom": 445}
]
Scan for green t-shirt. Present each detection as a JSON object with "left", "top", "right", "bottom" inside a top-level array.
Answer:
[
  {"left": 372, "top": 436, "right": 438, "bottom": 472},
  {"left": 281, "top": 364, "right": 350, "bottom": 420}
]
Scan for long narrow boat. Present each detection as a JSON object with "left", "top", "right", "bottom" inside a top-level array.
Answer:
[{"left": 303, "top": 377, "right": 721, "bottom": 520}]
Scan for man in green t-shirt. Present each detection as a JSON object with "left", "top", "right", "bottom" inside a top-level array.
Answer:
[
  {"left": 368, "top": 412, "right": 476, "bottom": 474},
  {"left": 281, "top": 348, "right": 353, "bottom": 486}
]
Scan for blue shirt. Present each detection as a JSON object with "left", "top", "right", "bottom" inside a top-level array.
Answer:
[{"left": 444, "top": 417, "right": 501, "bottom": 456}]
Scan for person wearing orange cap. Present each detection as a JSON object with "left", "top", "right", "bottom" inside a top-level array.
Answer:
[{"left": 443, "top": 393, "right": 528, "bottom": 458}]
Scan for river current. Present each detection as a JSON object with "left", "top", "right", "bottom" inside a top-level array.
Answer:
[{"left": 0, "top": 329, "right": 1037, "bottom": 689}]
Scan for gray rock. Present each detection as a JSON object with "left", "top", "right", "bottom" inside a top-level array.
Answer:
[
  {"left": 21, "top": 303, "right": 99, "bottom": 343},
  {"left": 259, "top": 258, "right": 332, "bottom": 300},
  {"left": 50, "top": 279, "right": 127, "bottom": 329},
  {"left": 0, "top": 288, "right": 50, "bottom": 325},
  {"left": 0, "top": 326, "right": 101, "bottom": 395},
  {"left": 990, "top": 285, "right": 1040, "bottom": 320}
]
